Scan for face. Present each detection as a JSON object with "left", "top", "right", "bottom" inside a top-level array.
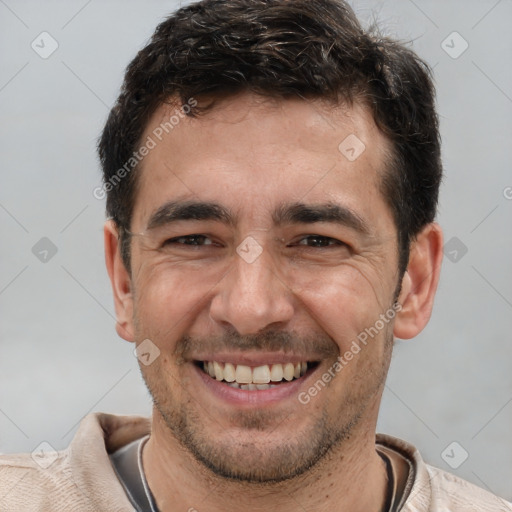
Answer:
[{"left": 123, "top": 93, "right": 402, "bottom": 482}]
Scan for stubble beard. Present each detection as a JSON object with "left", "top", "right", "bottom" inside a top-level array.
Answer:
[{"left": 138, "top": 328, "right": 393, "bottom": 484}]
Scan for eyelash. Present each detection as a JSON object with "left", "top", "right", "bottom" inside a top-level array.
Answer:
[
  {"left": 163, "top": 234, "right": 346, "bottom": 249},
  {"left": 295, "top": 235, "right": 345, "bottom": 248},
  {"left": 164, "top": 235, "right": 216, "bottom": 246}
]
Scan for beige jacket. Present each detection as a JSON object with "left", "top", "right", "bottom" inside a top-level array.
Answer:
[{"left": 0, "top": 412, "right": 510, "bottom": 511}]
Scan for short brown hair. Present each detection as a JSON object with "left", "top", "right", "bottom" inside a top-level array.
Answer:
[{"left": 98, "top": 0, "right": 442, "bottom": 273}]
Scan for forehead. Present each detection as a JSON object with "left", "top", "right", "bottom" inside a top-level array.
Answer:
[{"left": 133, "top": 93, "right": 393, "bottom": 230}]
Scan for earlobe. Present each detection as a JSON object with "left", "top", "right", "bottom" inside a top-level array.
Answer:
[
  {"left": 393, "top": 223, "right": 443, "bottom": 340},
  {"left": 104, "top": 220, "right": 135, "bottom": 342}
]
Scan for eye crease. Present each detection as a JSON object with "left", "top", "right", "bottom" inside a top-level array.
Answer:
[
  {"left": 295, "top": 235, "right": 346, "bottom": 248},
  {"left": 162, "top": 234, "right": 346, "bottom": 248},
  {"left": 164, "top": 234, "right": 215, "bottom": 246}
]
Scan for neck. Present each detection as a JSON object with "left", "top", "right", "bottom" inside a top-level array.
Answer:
[{"left": 143, "top": 410, "right": 389, "bottom": 512}]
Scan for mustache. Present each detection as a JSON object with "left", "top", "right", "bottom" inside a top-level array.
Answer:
[{"left": 176, "top": 329, "right": 339, "bottom": 363}]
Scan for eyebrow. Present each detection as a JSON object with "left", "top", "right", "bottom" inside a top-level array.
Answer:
[
  {"left": 273, "top": 202, "right": 370, "bottom": 235},
  {"left": 146, "top": 200, "right": 235, "bottom": 231},
  {"left": 145, "top": 200, "right": 370, "bottom": 235}
]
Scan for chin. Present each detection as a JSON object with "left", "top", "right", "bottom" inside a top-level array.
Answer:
[{"left": 154, "top": 396, "right": 358, "bottom": 484}]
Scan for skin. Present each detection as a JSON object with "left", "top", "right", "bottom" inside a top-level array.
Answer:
[{"left": 105, "top": 92, "right": 443, "bottom": 511}]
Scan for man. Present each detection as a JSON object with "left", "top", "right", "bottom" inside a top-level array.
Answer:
[{"left": 1, "top": 0, "right": 510, "bottom": 510}]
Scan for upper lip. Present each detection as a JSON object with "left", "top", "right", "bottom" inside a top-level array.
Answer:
[{"left": 193, "top": 352, "right": 319, "bottom": 366}]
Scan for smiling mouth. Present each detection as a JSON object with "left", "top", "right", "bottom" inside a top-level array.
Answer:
[{"left": 195, "top": 360, "right": 319, "bottom": 390}]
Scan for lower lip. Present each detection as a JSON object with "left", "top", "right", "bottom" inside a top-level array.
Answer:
[{"left": 194, "top": 364, "right": 315, "bottom": 407}]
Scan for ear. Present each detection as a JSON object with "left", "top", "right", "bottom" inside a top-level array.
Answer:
[
  {"left": 104, "top": 220, "right": 135, "bottom": 342},
  {"left": 393, "top": 223, "right": 443, "bottom": 340}
]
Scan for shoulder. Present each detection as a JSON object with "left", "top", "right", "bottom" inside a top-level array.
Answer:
[
  {"left": 377, "top": 433, "right": 512, "bottom": 512},
  {"left": 0, "top": 449, "right": 88, "bottom": 511},
  {"left": 0, "top": 412, "right": 150, "bottom": 511},
  {"left": 424, "top": 464, "right": 512, "bottom": 512}
]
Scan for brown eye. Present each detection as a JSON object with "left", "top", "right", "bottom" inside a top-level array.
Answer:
[
  {"left": 296, "top": 235, "right": 344, "bottom": 248},
  {"left": 164, "top": 235, "right": 213, "bottom": 246}
]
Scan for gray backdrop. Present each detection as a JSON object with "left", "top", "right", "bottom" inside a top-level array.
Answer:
[{"left": 1, "top": 0, "right": 511, "bottom": 502}]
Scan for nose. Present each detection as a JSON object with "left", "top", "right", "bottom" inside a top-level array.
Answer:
[{"left": 209, "top": 244, "right": 294, "bottom": 335}]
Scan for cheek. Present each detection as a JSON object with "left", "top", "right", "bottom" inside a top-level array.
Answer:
[
  {"left": 287, "top": 262, "right": 391, "bottom": 349},
  {"left": 132, "top": 261, "right": 225, "bottom": 340}
]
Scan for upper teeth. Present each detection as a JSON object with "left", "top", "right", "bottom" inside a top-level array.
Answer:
[{"left": 203, "top": 361, "right": 308, "bottom": 384}]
